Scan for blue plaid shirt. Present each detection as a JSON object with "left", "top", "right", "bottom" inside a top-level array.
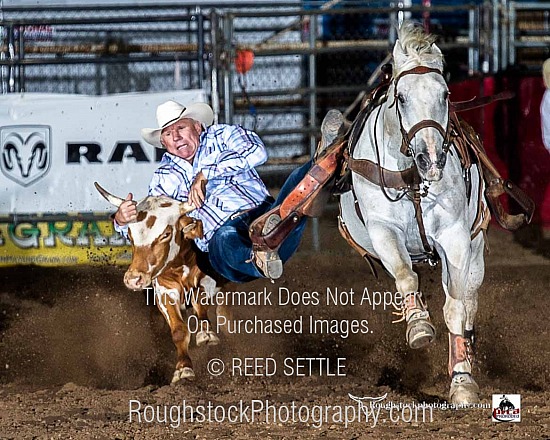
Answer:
[{"left": 148, "top": 123, "right": 270, "bottom": 251}]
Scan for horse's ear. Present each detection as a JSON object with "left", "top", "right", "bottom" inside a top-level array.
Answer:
[
  {"left": 431, "top": 42, "right": 442, "bottom": 57},
  {"left": 431, "top": 43, "right": 445, "bottom": 70},
  {"left": 392, "top": 39, "right": 407, "bottom": 69}
]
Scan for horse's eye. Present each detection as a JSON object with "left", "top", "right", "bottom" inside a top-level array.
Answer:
[{"left": 397, "top": 93, "right": 406, "bottom": 104}]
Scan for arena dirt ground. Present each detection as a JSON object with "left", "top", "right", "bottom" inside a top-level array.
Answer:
[{"left": 0, "top": 212, "right": 549, "bottom": 439}]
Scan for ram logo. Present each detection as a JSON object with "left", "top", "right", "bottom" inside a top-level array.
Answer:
[{"left": 0, "top": 125, "right": 51, "bottom": 187}]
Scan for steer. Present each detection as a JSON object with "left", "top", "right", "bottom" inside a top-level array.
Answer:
[{"left": 95, "top": 182, "right": 220, "bottom": 384}]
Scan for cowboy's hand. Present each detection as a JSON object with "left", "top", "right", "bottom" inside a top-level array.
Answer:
[
  {"left": 189, "top": 172, "right": 208, "bottom": 207},
  {"left": 114, "top": 193, "right": 137, "bottom": 226}
]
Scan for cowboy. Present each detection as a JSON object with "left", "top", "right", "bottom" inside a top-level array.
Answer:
[{"left": 113, "top": 100, "right": 344, "bottom": 282}]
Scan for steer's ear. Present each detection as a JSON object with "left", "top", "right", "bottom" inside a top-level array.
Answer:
[{"left": 179, "top": 216, "right": 204, "bottom": 239}]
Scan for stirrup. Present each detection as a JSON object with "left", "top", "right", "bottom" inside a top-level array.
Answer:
[
  {"left": 392, "top": 292, "right": 436, "bottom": 349},
  {"left": 485, "top": 180, "right": 534, "bottom": 231},
  {"left": 250, "top": 206, "right": 301, "bottom": 251}
]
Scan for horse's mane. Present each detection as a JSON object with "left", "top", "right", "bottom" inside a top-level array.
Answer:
[{"left": 393, "top": 21, "right": 444, "bottom": 77}]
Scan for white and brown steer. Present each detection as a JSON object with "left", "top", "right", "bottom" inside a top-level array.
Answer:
[{"left": 95, "top": 182, "right": 220, "bottom": 384}]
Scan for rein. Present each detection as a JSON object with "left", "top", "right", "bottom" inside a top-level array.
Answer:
[{"left": 372, "top": 104, "right": 412, "bottom": 203}]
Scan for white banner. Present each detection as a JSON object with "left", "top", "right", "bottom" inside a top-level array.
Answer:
[{"left": 0, "top": 90, "right": 207, "bottom": 214}]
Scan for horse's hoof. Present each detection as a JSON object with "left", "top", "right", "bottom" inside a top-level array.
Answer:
[
  {"left": 171, "top": 366, "right": 195, "bottom": 384},
  {"left": 449, "top": 373, "right": 480, "bottom": 406},
  {"left": 407, "top": 314, "right": 436, "bottom": 349},
  {"left": 196, "top": 330, "right": 220, "bottom": 347}
]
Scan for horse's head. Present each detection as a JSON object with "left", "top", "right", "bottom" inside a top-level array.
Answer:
[{"left": 390, "top": 22, "right": 450, "bottom": 182}]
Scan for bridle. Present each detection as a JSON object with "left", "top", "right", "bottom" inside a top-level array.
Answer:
[
  {"left": 390, "top": 65, "right": 452, "bottom": 158},
  {"left": 369, "top": 65, "right": 452, "bottom": 264},
  {"left": 369, "top": 65, "right": 451, "bottom": 203}
]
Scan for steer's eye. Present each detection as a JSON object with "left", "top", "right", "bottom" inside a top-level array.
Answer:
[{"left": 160, "top": 231, "right": 172, "bottom": 241}]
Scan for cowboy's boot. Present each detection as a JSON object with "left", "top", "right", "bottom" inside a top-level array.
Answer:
[
  {"left": 316, "top": 109, "right": 346, "bottom": 158},
  {"left": 250, "top": 214, "right": 284, "bottom": 280},
  {"left": 249, "top": 110, "right": 346, "bottom": 279}
]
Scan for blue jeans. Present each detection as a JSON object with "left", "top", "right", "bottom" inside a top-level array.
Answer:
[{"left": 208, "top": 160, "right": 312, "bottom": 283}]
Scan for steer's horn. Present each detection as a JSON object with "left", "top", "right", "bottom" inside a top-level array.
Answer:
[
  {"left": 179, "top": 201, "right": 196, "bottom": 214},
  {"left": 94, "top": 182, "right": 127, "bottom": 207}
]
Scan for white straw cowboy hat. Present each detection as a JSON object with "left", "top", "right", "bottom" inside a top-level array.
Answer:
[
  {"left": 141, "top": 100, "right": 214, "bottom": 148},
  {"left": 543, "top": 58, "right": 550, "bottom": 89}
]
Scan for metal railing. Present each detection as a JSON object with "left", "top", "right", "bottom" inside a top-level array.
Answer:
[
  {"left": 0, "top": 7, "right": 211, "bottom": 94},
  {"left": 1, "top": 2, "right": 548, "bottom": 166},
  {"left": 506, "top": 1, "right": 550, "bottom": 68},
  {"left": 217, "top": 3, "right": 485, "bottom": 170}
]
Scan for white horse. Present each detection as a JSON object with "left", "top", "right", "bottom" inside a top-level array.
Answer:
[{"left": 339, "top": 22, "right": 489, "bottom": 404}]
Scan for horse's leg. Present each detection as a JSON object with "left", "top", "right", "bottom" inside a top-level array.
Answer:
[
  {"left": 369, "top": 223, "right": 436, "bottom": 349},
  {"left": 462, "top": 233, "right": 484, "bottom": 341},
  {"left": 437, "top": 229, "right": 484, "bottom": 404}
]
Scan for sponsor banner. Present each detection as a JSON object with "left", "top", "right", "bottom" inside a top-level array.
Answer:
[
  {"left": 0, "top": 217, "right": 131, "bottom": 267},
  {"left": 0, "top": 90, "right": 207, "bottom": 214},
  {"left": 0, "top": 90, "right": 207, "bottom": 266}
]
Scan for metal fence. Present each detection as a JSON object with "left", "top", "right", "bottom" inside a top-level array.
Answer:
[
  {"left": 0, "top": 5, "right": 211, "bottom": 95},
  {"left": 506, "top": 1, "right": 550, "bottom": 69},
  {"left": 220, "top": 3, "right": 483, "bottom": 174},
  {"left": 1, "top": 1, "right": 549, "bottom": 174}
]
